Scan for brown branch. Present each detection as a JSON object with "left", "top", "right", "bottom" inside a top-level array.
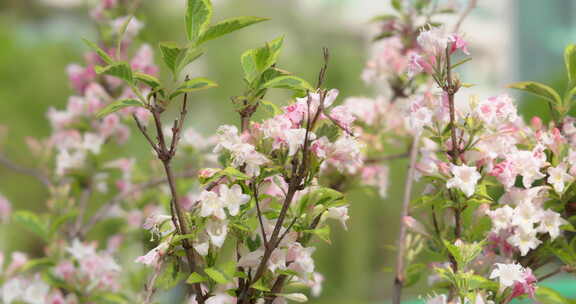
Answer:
[
  {"left": 365, "top": 151, "right": 410, "bottom": 164},
  {"left": 0, "top": 153, "right": 52, "bottom": 188},
  {"left": 252, "top": 181, "right": 268, "bottom": 249},
  {"left": 392, "top": 134, "right": 420, "bottom": 304},
  {"left": 538, "top": 267, "right": 565, "bottom": 282},
  {"left": 133, "top": 114, "right": 159, "bottom": 153}
]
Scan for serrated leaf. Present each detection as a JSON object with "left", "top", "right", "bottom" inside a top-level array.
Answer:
[
  {"left": 241, "top": 36, "right": 284, "bottom": 83},
  {"left": 82, "top": 38, "right": 114, "bottom": 65},
  {"left": 95, "top": 62, "right": 133, "bottom": 83},
  {"left": 134, "top": 72, "right": 161, "bottom": 88},
  {"left": 508, "top": 81, "right": 561, "bottom": 105},
  {"left": 13, "top": 211, "right": 49, "bottom": 240},
  {"left": 169, "top": 77, "right": 218, "bottom": 99},
  {"left": 197, "top": 16, "right": 269, "bottom": 45},
  {"left": 97, "top": 99, "right": 144, "bottom": 118},
  {"left": 204, "top": 267, "right": 229, "bottom": 284},
  {"left": 262, "top": 75, "right": 313, "bottom": 92},
  {"left": 186, "top": 272, "right": 207, "bottom": 284},
  {"left": 186, "top": 0, "right": 213, "bottom": 43},
  {"left": 564, "top": 44, "right": 576, "bottom": 84},
  {"left": 159, "top": 42, "right": 184, "bottom": 74}
]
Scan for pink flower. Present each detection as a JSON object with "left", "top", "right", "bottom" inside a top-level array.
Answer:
[
  {"left": 329, "top": 105, "right": 356, "bottom": 131},
  {"left": 0, "top": 193, "right": 11, "bottom": 223},
  {"left": 511, "top": 268, "right": 537, "bottom": 298},
  {"left": 135, "top": 242, "right": 169, "bottom": 268}
]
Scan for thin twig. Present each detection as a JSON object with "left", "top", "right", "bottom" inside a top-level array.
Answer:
[
  {"left": 392, "top": 134, "right": 420, "bottom": 304},
  {"left": 252, "top": 181, "right": 269, "bottom": 248},
  {"left": 0, "top": 153, "right": 52, "bottom": 188},
  {"left": 538, "top": 267, "right": 564, "bottom": 282},
  {"left": 133, "top": 114, "right": 159, "bottom": 153}
]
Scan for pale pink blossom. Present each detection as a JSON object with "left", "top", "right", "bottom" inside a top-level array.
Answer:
[{"left": 446, "top": 164, "right": 481, "bottom": 197}]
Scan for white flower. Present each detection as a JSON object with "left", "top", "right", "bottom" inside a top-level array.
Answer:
[
  {"left": 416, "top": 26, "right": 450, "bottom": 56},
  {"left": 324, "top": 206, "right": 350, "bottom": 230},
  {"left": 66, "top": 239, "right": 96, "bottom": 260},
  {"left": 268, "top": 249, "right": 287, "bottom": 273},
  {"left": 486, "top": 205, "right": 514, "bottom": 233},
  {"left": 547, "top": 164, "right": 572, "bottom": 193},
  {"left": 205, "top": 293, "right": 237, "bottom": 304},
  {"left": 111, "top": 16, "right": 143, "bottom": 40},
  {"left": 82, "top": 132, "right": 105, "bottom": 154},
  {"left": 193, "top": 233, "right": 210, "bottom": 257},
  {"left": 285, "top": 128, "right": 315, "bottom": 156},
  {"left": 490, "top": 263, "right": 524, "bottom": 288},
  {"left": 214, "top": 125, "right": 241, "bottom": 153},
  {"left": 538, "top": 209, "right": 568, "bottom": 239},
  {"left": 281, "top": 293, "right": 308, "bottom": 303},
  {"left": 219, "top": 184, "right": 249, "bottom": 216},
  {"left": 22, "top": 277, "right": 49, "bottom": 304},
  {"left": 2, "top": 277, "right": 24, "bottom": 303},
  {"left": 512, "top": 202, "right": 543, "bottom": 232},
  {"left": 446, "top": 164, "right": 481, "bottom": 197},
  {"left": 206, "top": 219, "right": 228, "bottom": 248},
  {"left": 199, "top": 191, "right": 226, "bottom": 220},
  {"left": 507, "top": 227, "right": 541, "bottom": 256},
  {"left": 134, "top": 242, "right": 169, "bottom": 267},
  {"left": 409, "top": 106, "right": 433, "bottom": 133}
]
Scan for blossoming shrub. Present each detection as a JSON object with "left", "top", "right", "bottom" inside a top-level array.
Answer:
[
  {"left": 0, "top": 1, "right": 357, "bottom": 303},
  {"left": 376, "top": 1, "right": 576, "bottom": 304}
]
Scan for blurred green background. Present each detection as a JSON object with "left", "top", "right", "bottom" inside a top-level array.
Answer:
[{"left": 1, "top": 0, "right": 575, "bottom": 303}]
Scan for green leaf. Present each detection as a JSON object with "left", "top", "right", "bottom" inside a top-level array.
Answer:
[
  {"left": 536, "top": 286, "right": 573, "bottom": 304},
  {"left": 97, "top": 99, "right": 144, "bottom": 118},
  {"left": 13, "top": 211, "right": 49, "bottom": 240},
  {"left": 204, "top": 267, "right": 229, "bottom": 284},
  {"left": 82, "top": 38, "right": 114, "bottom": 65},
  {"left": 169, "top": 77, "right": 218, "bottom": 99},
  {"left": 170, "top": 233, "right": 195, "bottom": 245},
  {"left": 155, "top": 261, "right": 186, "bottom": 290},
  {"left": 370, "top": 14, "right": 397, "bottom": 23},
  {"left": 159, "top": 42, "right": 184, "bottom": 74},
  {"left": 21, "top": 258, "right": 55, "bottom": 272},
  {"left": 508, "top": 81, "right": 562, "bottom": 105},
  {"left": 309, "top": 225, "right": 331, "bottom": 244},
  {"left": 262, "top": 75, "right": 313, "bottom": 92},
  {"left": 392, "top": 0, "right": 402, "bottom": 11},
  {"left": 186, "top": 272, "right": 207, "bottom": 284},
  {"left": 564, "top": 44, "right": 576, "bottom": 84},
  {"left": 186, "top": 0, "right": 213, "bottom": 43},
  {"left": 251, "top": 278, "right": 270, "bottom": 292},
  {"left": 197, "top": 16, "right": 269, "bottom": 45},
  {"left": 241, "top": 36, "right": 284, "bottom": 83},
  {"left": 95, "top": 62, "right": 133, "bottom": 83},
  {"left": 175, "top": 47, "right": 204, "bottom": 74},
  {"left": 50, "top": 211, "right": 78, "bottom": 235},
  {"left": 134, "top": 72, "right": 161, "bottom": 88}
]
